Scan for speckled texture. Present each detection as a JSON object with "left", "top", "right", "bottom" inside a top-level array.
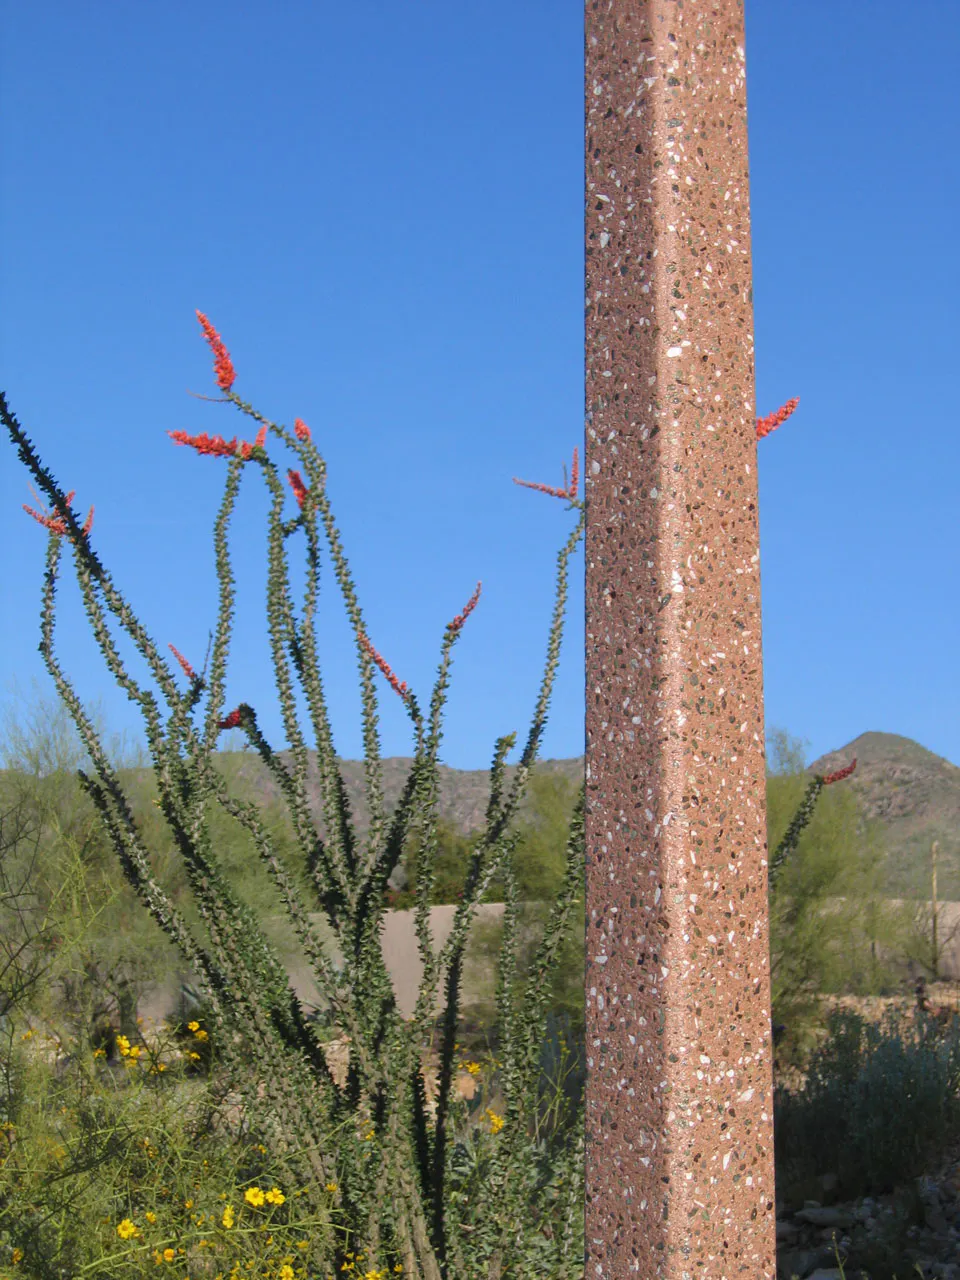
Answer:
[{"left": 584, "top": 2, "right": 776, "bottom": 1276}]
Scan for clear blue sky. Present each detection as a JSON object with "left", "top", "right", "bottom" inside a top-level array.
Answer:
[{"left": 1, "top": 2, "right": 957, "bottom": 775}]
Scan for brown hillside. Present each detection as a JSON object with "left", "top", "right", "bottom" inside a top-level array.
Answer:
[
  {"left": 807, "top": 732, "right": 960, "bottom": 899},
  {"left": 202, "top": 749, "right": 585, "bottom": 846}
]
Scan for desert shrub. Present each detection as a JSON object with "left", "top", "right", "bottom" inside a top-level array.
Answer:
[
  {"left": 774, "top": 1005, "right": 960, "bottom": 1201},
  {"left": 0, "top": 1015, "right": 337, "bottom": 1278},
  {"left": 0, "top": 998, "right": 585, "bottom": 1279},
  {"left": 765, "top": 728, "right": 914, "bottom": 1066}
]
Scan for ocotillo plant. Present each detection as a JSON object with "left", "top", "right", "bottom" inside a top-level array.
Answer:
[
  {"left": 2, "top": 312, "right": 801, "bottom": 1279},
  {"left": 767, "top": 757, "right": 858, "bottom": 893},
  {"left": 2, "top": 313, "right": 586, "bottom": 1280}
]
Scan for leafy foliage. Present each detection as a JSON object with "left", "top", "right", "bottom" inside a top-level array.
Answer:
[
  {"left": 765, "top": 729, "right": 915, "bottom": 1063},
  {"left": 0, "top": 342, "right": 587, "bottom": 1280},
  {"left": 775, "top": 1005, "right": 960, "bottom": 1201}
]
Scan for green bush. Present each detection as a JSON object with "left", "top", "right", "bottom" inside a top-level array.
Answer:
[
  {"left": 765, "top": 728, "right": 914, "bottom": 1065},
  {"left": 774, "top": 1005, "right": 960, "bottom": 1201},
  {"left": 0, "top": 999, "right": 585, "bottom": 1279}
]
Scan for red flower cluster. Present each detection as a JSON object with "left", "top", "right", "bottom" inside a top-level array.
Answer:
[
  {"left": 447, "top": 582, "right": 482, "bottom": 634},
  {"left": 294, "top": 418, "right": 311, "bottom": 442},
  {"left": 168, "top": 425, "right": 266, "bottom": 461},
  {"left": 359, "top": 633, "right": 410, "bottom": 702},
  {"left": 195, "top": 311, "right": 236, "bottom": 392},
  {"left": 218, "top": 707, "right": 243, "bottom": 730},
  {"left": 756, "top": 397, "right": 800, "bottom": 441},
  {"left": 513, "top": 447, "right": 579, "bottom": 501},
  {"left": 168, "top": 644, "right": 196, "bottom": 682},
  {"left": 822, "top": 757, "right": 857, "bottom": 786},
  {"left": 23, "top": 489, "right": 94, "bottom": 538},
  {"left": 287, "top": 469, "right": 309, "bottom": 508}
]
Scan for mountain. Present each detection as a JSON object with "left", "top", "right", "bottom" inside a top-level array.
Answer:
[
  {"left": 205, "top": 750, "right": 585, "bottom": 844},
  {"left": 5, "top": 729, "right": 955, "bottom": 901},
  {"left": 807, "top": 732, "right": 960, "bottom": 899},
  {"left": 290, "top": 729, "right": 957, "bottom": 900}
]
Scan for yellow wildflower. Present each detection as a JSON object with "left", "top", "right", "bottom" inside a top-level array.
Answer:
[
  {"left": 12, "top": 1248, "right": 22, "bottom": 1264},
  {"left": 194, "top": 1028, "right": 209, "bottom": 1041},
  {"left": 187, "top": 1021, "right": 200, "bottom": 1032},
  {"left": 486, "top": 1108, "right": 504, "bottom": 1134},
  {"left": 462, "top": 1061, "right": 481, "bottom": 1075},
  {"left": 222, "top": 1204, "right": 235, "bottom": 1228},
  {"left": 265, "top": 1187, "right": 285, "bottom": 1205},
  {"left": 280, "top": 1268, "right": 294, "bottom": 1280},
  {"left": 325, "top": 1182, "right": 338, "bottom": 1193},
  {"left": 244, "top": 1186, "right": 266, "bottom": 1207},
  {"left": 145, "top": 1211, "right": 157, "bottom": 1224},
  {"left": 116, "top": 1219, "right": 139, "bottom": 1239},
  {"left": 163, "top": 1248, "right": 176, "bottom": 1262}
]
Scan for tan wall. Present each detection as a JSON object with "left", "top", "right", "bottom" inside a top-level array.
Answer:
[
  {"left": 139, "top": 896, "right": 960, "bottom": 1027},
  {"left": 817, "top": 896, "right": 960, "bottom": 981},
  {"left": 140, "top": 903, "right": 508, "bottom": 1026}
]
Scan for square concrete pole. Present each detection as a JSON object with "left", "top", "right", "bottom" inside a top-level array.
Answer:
[{"left": 584, "top": 2, "right": 777, "bottom": 1276}]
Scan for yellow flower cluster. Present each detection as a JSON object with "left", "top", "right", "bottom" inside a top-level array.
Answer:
[
  {"left": 243, "top": 1185, "right": 285, "bottom": 1207},
  {"left": 116, "top": 1034, "right": 140, "bottom": 1061},
  {"left": 115, "top": 1032, "right": 167, "bottom": 1074},
  {"left": 485, "top": 1109, "right": 504, "bottom": 1134},
  {"left": 337, "top": 1250, "right": 404, "bottom": 1277}
]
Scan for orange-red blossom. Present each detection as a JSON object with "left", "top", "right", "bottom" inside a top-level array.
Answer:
[
  {"left": 168, "top": 644, "right": 196, "bottom": 682},
  {"left": 168, "top": 425, "right": 266, "bottom": 460},
  {"left": 821, "top": 758, "right": 857, "bottom": 786},
  {"left": 512, "top": 447, "right": 579, "bottom": 501},
  {"left": 287, "top": 470, "right": 309, "bottom": 508},
  {"left": 195, "top": 311, "right": 236, "bottom": 392},
  {"left": 756, "top": 397, "right": 799, "bottom": 441},
  {"left": 360, "top": 581, "right": 482, "bottom": 706},
  {"left": 23, "top": 489, "right": 94, "bottom": 538}
]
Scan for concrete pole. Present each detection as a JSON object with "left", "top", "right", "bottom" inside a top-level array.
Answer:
[{"left": 584, "top": 3, "right": 777, "bottom": 1276}]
